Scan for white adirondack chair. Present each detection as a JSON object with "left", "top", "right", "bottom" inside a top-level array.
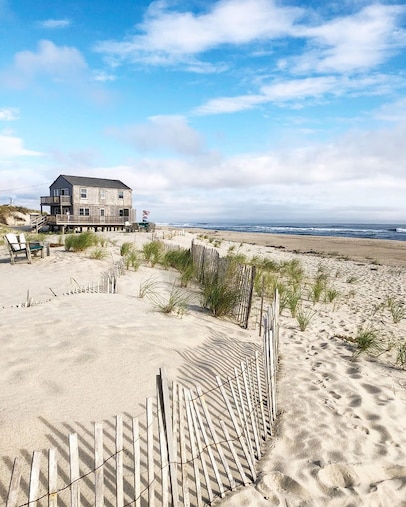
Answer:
[{"left": 4, "top": 233, "right": 44, "bottom": 264}]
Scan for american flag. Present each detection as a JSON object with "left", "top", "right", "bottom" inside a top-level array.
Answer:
[{"left": 142, "top": 210, "right": 150, "bottom": 215}]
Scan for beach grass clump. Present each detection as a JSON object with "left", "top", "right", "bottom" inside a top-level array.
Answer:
[
  {"left": 352, "top": 325, "right": 384, "bottom": 359},
  {"left": 89, "top": 247, "right": 108, "bottom": 260},
  {"left": 396, "top": 341, "right": 406, "bottom": 367},
  {"left": 64, "top": 231, "right": 98, "bottom": 251},
  {"left": 126, "top": 250, "right": 142, "bottom": 270},
  {"left": 281, "top": 259, "right": 304, "bottom": 285},
  {"left": 143, "top": 240, "right": 164, "bottom": 267},
  {"left": 138, "top": 276, "right": 162, "bottom": 298},
  {"left": 296, "top": 306, "right": 316, "bottom": 331},
  {"left": 226, "top": 251, "right": 248, "bottom": 265},
  {"left": 151, "top": 283, "right": 190, "bottom": 316},
  {"left": 95, "top": 235, "right": 109, "bottom": 247},
  {"left": 286, "top": 286, "right": 302, "bottom": 317},
  {"left": 120, "top": 241, "right": 134, "bottom": 257},
  {"left": 200, "top": 273, "right": 241, "bottom": 317},
  {"left": 254, "top": 271, "right": 279, "bottom": 299},
  {"left": 387, "top": 298, "right": 405, "bottom": 324},
  {"left": 324, "top": 287, "right": 340, "bottom": 303},
  {"left": 310, "top": 276, "right": 327, "bottom": 303},
  {"left": 163, "top": 248, "right": 195, "bottom": 286}
]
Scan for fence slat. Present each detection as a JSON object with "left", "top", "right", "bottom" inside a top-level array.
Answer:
[
  {"left": 116, "top": 415, "right": 124, "bottom": 507},
  {"left": 191, "top": 388, "right": 225, "bottom": 498},
  {"left": 159, "top": 368, "right": 179, "bottom": 506},
  {"left": 255, "top": 351, "right": 268, "bottom": 441},
  {"left": 94, "top": 423, "right": 104, "bottom": 507},
  {"left": 6, "top": 457, "right": 23, "bottom": 507},
  {"left": 231, "top": 371, "right": 255, "bottom": 466},
  {"left": 28, "top": 451, "right": 42, "bottom": 507},
  {"left": 178, "top": 385, "right": 190, "bottom": 507},
  {"left": 241, "top": 361, "right": 261, "bottom": 460},
  {"left": 184, "top": 388, "right": 203, "bottom": 507},
  {"left": 146, "top": 397, "right": 155, "bottom": 507},
  {"left": 196, "top": 386, "right": 235, "bottom": 492},
  {"left": 69, "top": 433, "right": 80, "bottom": 507},
  {"left": 157, "top": 385, "right": 169, "bottom": 507},
  {"left": 219, "top": 421, "right": 249, "bottom": 486},
  {"left": 132, "top": 418, "right": 141, "bottom": 507},
  {"left": 188, "top": 389, "right": 214, "bottom": 504},
  {"left": 48, "top": 448, "right": 58, "bottom": 507},
  {"left": 216, "top": 376, "right": 256, "bottom": 481}
]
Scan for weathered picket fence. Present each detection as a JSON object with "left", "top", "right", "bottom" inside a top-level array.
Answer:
[
  {"left": 5, "top": 294, "right": 280, "bottom": 507},
  {"left": 16, "top": 260, "right": 126, "bottom": 309},
  {"left": 191, "top": 242, "right": 256, "bottom": 329},
  {"left": 63, "top": 260, "right": 126, "bottom": 296}
]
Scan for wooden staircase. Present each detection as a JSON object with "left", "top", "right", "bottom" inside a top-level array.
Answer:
[{"left": 30, "top": 214, "right": 47, "bottom": 232}]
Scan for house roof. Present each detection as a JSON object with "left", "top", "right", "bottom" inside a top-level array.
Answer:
[{"left": 55, "top": 175, "right": 132, "bottom": 190}]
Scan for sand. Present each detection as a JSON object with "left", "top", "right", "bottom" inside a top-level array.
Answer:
[{"left": 1, "top": 228, "right": 405, "bottom": 506}]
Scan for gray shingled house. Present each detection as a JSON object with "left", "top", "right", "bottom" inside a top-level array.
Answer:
[{"left": 38, "top": 175, "right": 136, "bottom": 232}]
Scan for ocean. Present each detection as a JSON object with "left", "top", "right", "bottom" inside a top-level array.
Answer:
[{"left": 167, "top": 222, "right": 406, "bottom": 242}]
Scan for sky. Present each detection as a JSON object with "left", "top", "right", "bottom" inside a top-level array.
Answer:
[{"left": 1, "top": 0, "right": 406, "bottom": 224}]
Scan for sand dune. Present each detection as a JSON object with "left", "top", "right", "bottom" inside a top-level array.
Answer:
[{"left": 1, "top": 228, "right": 405, "bottom": 506}]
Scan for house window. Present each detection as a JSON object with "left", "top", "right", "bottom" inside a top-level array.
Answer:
[
  {"left": 80, "top": 188, "right": 87, "bottom": 199},
  {"left": 118, "top": 190, "right": 124, "bottom": 199},
  {"left": 79, "top": 208, "right": 90, "bottom": 216},
  {"left": 119, "top": 208, "right": 129, "bottom": 217},
  {"left": 100, "top": 209, "right": 105, "bottom": 217},
  {"left": 100, "top": 190, "right": 105, "bottom": 199}
]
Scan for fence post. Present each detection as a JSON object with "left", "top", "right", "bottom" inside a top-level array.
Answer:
[
  {"left": 6, "top": 458, "right": 23, "bottom": 507},
  {"left": 158, "top": 368, "right": 179, "bottom": 506}
]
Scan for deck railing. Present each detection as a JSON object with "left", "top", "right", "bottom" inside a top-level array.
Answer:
[
  {"left": 46, "top": 214, "right": 131, "bottom": 226},
  {"left": 40, "top": 196, "right": 72, "bottom": 205}
]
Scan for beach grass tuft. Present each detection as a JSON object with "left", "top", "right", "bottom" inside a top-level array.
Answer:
[{"left": 64, "top": 231, "right": 98, "bottom": 251}]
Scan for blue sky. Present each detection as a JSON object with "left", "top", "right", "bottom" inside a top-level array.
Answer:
[{"left": 1, "top": 0, "right": 406, "bottom": 223}]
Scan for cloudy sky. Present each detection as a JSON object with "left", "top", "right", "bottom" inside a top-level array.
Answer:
[{"left": 1, "top": 0, "right": 406, "bottom": 224}]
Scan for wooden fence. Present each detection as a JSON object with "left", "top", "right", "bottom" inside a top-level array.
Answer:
[
  {"left": 14, "top": 260, "right": 126, "bottom": 309},
  {"left": 5, "top": 294, "right": 280, "bottom": 507},
  {"left": 191, "top": 242, "right": 256, "bottom": 329}
]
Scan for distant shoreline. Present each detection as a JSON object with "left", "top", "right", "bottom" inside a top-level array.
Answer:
[{"left": 175, "top": 227, "right": 406, "bottom": 267}]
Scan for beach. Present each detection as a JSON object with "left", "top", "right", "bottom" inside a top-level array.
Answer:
[{"left": 1, "top": 228, "right": 405, "bottom": 506}]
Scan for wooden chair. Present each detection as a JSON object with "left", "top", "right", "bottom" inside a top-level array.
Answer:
[{"left": 4, "top": 233, "right": 44, "bottom": 264}]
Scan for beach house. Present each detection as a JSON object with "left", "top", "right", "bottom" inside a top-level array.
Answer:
[{"left": 37, "top": 175, "right": 136, "bottom": 232}]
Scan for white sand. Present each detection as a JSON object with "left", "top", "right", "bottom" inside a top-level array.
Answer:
[{"left": 1, "top": 228, "right": 406, "bottom": 505}]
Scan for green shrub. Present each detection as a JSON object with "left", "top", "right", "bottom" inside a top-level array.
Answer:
[
  {"left": 120, "top": 242, "right": 134, "bottom": 257},
  {"left": 396, "top": 342, "right": 406, "bottom": 367},
  {"left": 143, "top": 240, "right": 164, "bottom": 267},
  {"left": 310, "top": 277, "right": 326, "bottom": 303},
  {"left": 64, "top": 231, "right": 98, "bottom": 251},
  {"left": 387, "top": 298, "right": 405, "bottom": 324},
  {"left": 296, "top": 306, "right": 316, "bottom": 331},
  {"left": 150, "top": 283, "right": 190, "bottom": 316},
  {"left": 139, "top": 276, "right": 162, "bottom": 298},
  {"left": 286, "top": 287, "right": 302, "bottom": 317},
  {"left": 125, "top": 250, "right": 141, "bottom": 270},
  {"left": 324, "top": 287, "right": 339, "bottom": 303},
  {"left": 353, "top": 326, "right": 383, "bottom": 359},
  {"left": 89, "top": 247, "right": 108, "bottom": 260},
  {"left": 201, "top": 273, "right": 241, "bottom": 317}
]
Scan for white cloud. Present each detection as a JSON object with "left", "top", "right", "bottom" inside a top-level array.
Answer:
[
  {"left": 38, "top": 18, "right": 71, "bottom": 29},
  {"left": 291, "top": 4, "right": 406, "bottom": 73},
  {"left": 193, "top": 73, "right": 403, "bottom": 115},
  {"left": 94, "top": 0, "right": 303, "bottom": 67},
  {"left": 106, "top": 115, "right": 206, "bottom": 156},
  {"left": 2, "top": 40, "right": 87, "bottom": 88},
  {"left": 0, "top": 108, "right": 19, "bottom": 120},
  {"left": 93, "top": 70, "right": 116, "bottom": 82},
  {"left": 0, "top": 134, "right": 43, "bottom": 160}
]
